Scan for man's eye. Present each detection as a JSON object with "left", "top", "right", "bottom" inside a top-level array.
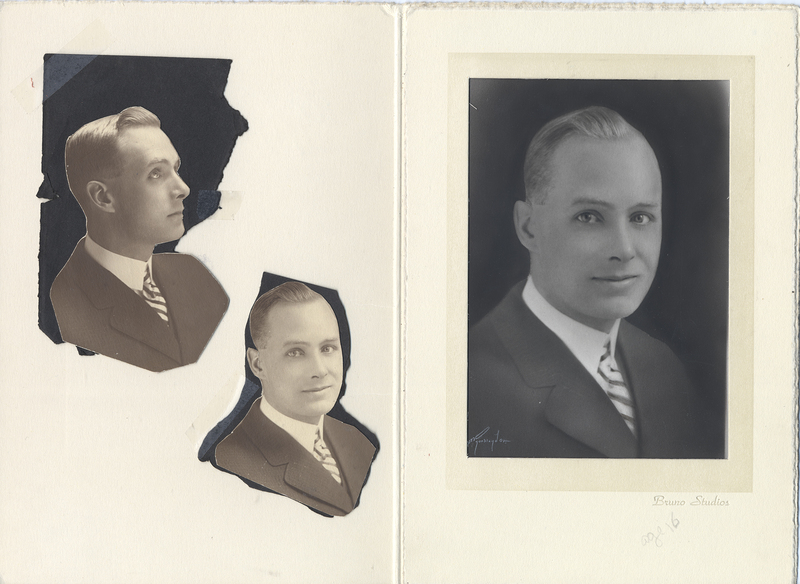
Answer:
[
  {"left": 321, "top": 345, "right": 338, "bottom": 354},
  {"left": 149, "top": 169, "right": 162, "bottom": 179},
  {"left": 631, "top": 213, "right": 653, "bottom": 225},
  {"left": 576, "top": 212, "right": 601, "bottom": 224},
  {"left": 286, "top": 349, "right": 304, "bottom": 357}
]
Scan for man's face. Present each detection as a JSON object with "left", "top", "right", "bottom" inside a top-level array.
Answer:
[
  {"left": 108, "top": 126, "right": 189, "bottom": 248},
  {"left": 252, "top": 298, "right": 343, "bottom": 424},
  {"left": 521, "top": 135, "right": 662, "bottom": 332}
]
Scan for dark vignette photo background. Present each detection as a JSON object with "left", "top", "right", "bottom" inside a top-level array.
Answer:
[
  {"left": 37, "top": 54, "right": 249, "bottom": 349},
  {"left": 468, "top": 79, "right": 729, "bottom": 458}
]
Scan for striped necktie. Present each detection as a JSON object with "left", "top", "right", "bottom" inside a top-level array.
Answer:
[
  {"left": 597, "top": 339, "right": 637, "bottom": 437},
  {"left": 142, "top": 263, "right": 169, "bottom": 323},
  {"left": 313, "top": 428, "right": 342, "bottom": 484}
]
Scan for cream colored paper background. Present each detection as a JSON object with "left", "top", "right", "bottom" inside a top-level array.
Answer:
[
  {"left": 0, "top": 4, "right": 398, "bottom": 584},
  {"left": 445, "top": 54, "right": 753, "bottom": 492},
  {"left": 403, "top": 7, "right": 795, "bottom": 584}
]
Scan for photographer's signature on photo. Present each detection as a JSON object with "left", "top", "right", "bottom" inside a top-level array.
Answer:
[{"left": 468, "top": 426, "right": 511, "bottom": 455}]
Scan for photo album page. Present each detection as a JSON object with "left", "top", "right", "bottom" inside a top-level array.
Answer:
[{"left": 0, "top": 3, "right": 796, "bottom": 583}]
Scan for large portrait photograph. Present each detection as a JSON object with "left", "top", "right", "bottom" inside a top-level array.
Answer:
[
  {"left": 467, "top": 79, "right": 729, "bottom": 460},
  {"left": 444, "top": 54, "right": 754, "bottom": 493}
]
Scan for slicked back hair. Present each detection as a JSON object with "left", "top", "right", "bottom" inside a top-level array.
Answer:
[
  {"left": 64, "top": 106, "right": 161, "bottom": 209},
  {"left": 249, "top": 282, "right": 327, "bottom": 349},
  {"left": 523, "top": 106, "right": 640, "bottom": 204}
]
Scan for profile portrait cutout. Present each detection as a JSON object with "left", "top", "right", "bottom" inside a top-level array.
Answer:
[
  {"left": 468, "top": 106, "right": 705, "bottom": 458},
  {"left": 49, "top": 107, "right": 229, "bottom": 372},
  {"left": 214, "top": 282, "right": 376, "bottom": 517}
]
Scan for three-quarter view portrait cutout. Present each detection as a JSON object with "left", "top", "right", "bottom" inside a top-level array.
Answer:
[{"left": 200, "top": 275, "right": 379, "bottom": 517}]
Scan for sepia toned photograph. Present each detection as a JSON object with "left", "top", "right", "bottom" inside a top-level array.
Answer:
[
  {"left": 39, "top": 55, "right": 247, "bottom": 371},
  {"left": 466, "top": 79, "right": 729, "bottom": 459},
  {"left": 199, "top": 273, "right": 379, "bottom": 517}
]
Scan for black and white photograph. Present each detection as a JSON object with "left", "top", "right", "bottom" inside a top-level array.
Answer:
[{"left": 467, "top": 79, "right": 728, "bottom": 459}]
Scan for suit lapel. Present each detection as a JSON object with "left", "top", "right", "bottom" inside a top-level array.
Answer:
[
  {"left": 152, "top": 255, "right": 197, "bottom": 362},
  {"left": 616, "top": 322, "right": 673, "bottom": 456},
  {"left": 492, "top": 283, "right": 638, "bottom": 458},
  {"left": 322, "top": 417, "right": 375, "bottom": 505},
  {"left": 241, "top": 402, "right": 353, "bottom": 514},
  {"left": 282, "top": 455, "right": 354, "bottom": 515},
  {"left": 71, "top": 240, "right": 182, "bottom": 364}
]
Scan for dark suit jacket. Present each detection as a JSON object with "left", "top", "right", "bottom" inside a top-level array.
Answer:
[
  {"left": 50, "top": 238, "right": 229, "bottom": 372},
  {"left": 468, "top": 281, "right": 703, "bottom": 458},
  {"left": 215, "top": 398, "right": 376, "bottom": 517}
]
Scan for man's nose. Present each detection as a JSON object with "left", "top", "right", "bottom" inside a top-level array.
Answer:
[
  {"left": 172, "top": 172, "right": 190, "bottom": 200},
  {"left": 609, "top": 222, "right": 635, "bottom": 262},
  {"left": 310, "top": 353, "right": 329, "bottom": 379}
]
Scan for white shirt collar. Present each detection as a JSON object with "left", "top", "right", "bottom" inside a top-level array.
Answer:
[
  {"left": 84, "top": 234, "right": 152, "bottom": 293},
  {"left": 258, "top": 396, "right": 323, "bottom": 455},
  {"left": 521, "top": 275, "right": 620, "bottom": 378}
]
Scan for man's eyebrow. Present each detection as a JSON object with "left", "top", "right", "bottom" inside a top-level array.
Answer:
[
  {"left": 147, "top": 157, "right": 181, "bottom": 168},
  {"left": 570, "top": 198, "right": 660, "bottom": 209},
  {"left": 281, "top": 337, "right": 340, "bottom": 347}
]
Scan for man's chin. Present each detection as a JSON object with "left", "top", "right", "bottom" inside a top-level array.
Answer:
[
  {"left": 316, "top": 397, "right": 338, "bottom": 417},
  {"left": 299, "top": 393, "right": 338, "bottom": 417},
  {"left": 588, "top": 300, "right": 642, "bottom": 324},
  {"left": 156, "top": 229, "right": 186, "bottom": 246}
]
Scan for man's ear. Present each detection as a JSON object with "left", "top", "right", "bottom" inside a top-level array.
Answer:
[
  {"left": 513, "top": 199, "right": 537, "bottom": 251},
  {"left": 247, "top": 347, "right": 264, "bottom": 378},
  {"left": 86, "top": 180, "right": 116, "bottom": 214}
]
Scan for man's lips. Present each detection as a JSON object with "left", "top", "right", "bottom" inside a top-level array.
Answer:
[
  {"left": 168, "top": 210, "right": 184, "bottom": 217},
  {"left": 303, "top": 385, "right": 332, "bottom": 393},
  {"left": 593, "top": 275, "right": 638, "bottom": 282}
]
